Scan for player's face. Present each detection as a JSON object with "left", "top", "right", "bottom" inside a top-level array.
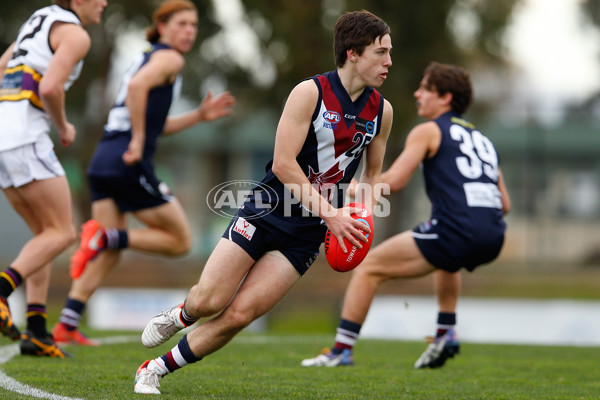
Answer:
[
  {"left": 160, "top": 10, "right": 198, "bottom": 54},
  {"left": 355, "top": 34, "right": 392, "bottom": 88},
  {"left": 414, "top": 77, "right": 446, "bottom": 119},
  {"left": 81, "top": 0, "right": 108, "bottom": 26}
]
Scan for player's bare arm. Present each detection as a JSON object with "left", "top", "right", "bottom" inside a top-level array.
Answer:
[
  {"left": 382, "top": 120, "right": 441, "bottom": 193},
  {"left": 498, "top": 168, "right": 511, "bottom": 214},
  {"left": 163, "top": 90, "right": 236, "bottom": 135},
  {"left": 272, "top": 80, "right": 368, "bottom": 251},
  {"left": 123, "top": 49, "right": 184, "bottom": 164},
  {"left": 40, "top": 23, "right": 91, "bottom": 146}
]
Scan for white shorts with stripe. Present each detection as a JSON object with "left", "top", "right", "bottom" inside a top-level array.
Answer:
[{"left": 0, "top": 134, "right": 65, "bottom": 189}]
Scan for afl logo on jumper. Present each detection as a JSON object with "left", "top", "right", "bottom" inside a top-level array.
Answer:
[
  {"left": 323, "top": 110, "right": 341, "bottom": 129},
  {"left": 323, "top": 111, "right": 341, "bottom": 123}
]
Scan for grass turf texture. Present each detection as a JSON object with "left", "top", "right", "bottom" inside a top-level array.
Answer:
[{"left": 1, "top": 332, "right": 599, "bottom": 399}]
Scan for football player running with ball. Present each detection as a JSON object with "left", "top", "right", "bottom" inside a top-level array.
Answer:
[
  {"left": 301, "top": 62, "right": 511, "bottom": 369},
  {"left": 134, "top": 10, "right": 393, "bottom": 395}
]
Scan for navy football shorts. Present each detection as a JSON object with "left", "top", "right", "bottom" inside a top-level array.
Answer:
[
  {"left": 88, "top": 174, "right": 173, "bottom": 213},
  {"left": 222, "top": 207, "right": 322, "bottom": 276},
  {"left": 412, "top": 218, "right": 505, "bottom": 273}
]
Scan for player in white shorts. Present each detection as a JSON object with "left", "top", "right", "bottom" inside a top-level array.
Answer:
[
  {"left": 0, "top": 0, "right": 107, "bottom": 357},
  {"left": 0, "top": 135, "right": 65, "bottom": 189}
]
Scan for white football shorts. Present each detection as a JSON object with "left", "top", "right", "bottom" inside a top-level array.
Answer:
[{"left": 0, "top": 134, "right": 65, "bottom": 189}]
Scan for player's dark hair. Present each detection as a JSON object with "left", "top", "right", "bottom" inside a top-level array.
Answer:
[
  {"left": 146, "top": 0, "right": 197, "bottom": 44},
  {"left": 424, "top": 62, "right": 473, "bottom": 114},
  {"left": 333, "top": 10, "right": 390, "bottom": 68},
  {"left": 52, "top": 0, "right": 71, "bottom": 9}
]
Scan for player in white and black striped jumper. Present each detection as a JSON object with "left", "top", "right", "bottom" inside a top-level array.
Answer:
[{"left": 0, "top": 0, "right": 107, "bottom": 358}]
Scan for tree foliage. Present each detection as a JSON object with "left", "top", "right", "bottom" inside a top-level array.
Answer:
[
  {"left": 583, "top": 0, "right": 600, "bottom": 27},
  {"left": 241, "top": 0, "right": 520, "bottom": 137},
  {"left": 0, "top": 0, "right": 521, "bottom": 221},
  {"left": 0, "top": 0, "right": 522, "bottom": 143}
]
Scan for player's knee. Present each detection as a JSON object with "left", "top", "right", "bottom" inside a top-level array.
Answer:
[
  {"left": 66, "top": 225, "right": 77, "bottom": 246},
  {"left": 224, "top": 307, "right": 255, "bottom": 330},
  {"left": 185, "top": 290, "right": 226, "bottom": 317},
  {"left": 175, "top": 236, "right": 192, "bottom": 255},
  {"left": 53, "top": 224, "right": 77, "bottom": 251},
  {"left": 354, "top": 260, "right": 387, "bottom": 283},
  {"left": 166, "top": 232, "right": 192, "bottom": 256}
]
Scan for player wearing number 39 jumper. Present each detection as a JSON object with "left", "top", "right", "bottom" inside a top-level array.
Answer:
[
  {"left": 302, "top": 62, "right": 510, "bottom": 369},
  {"left": 0, "top": 0, "right": 107, "bottom": 357}
]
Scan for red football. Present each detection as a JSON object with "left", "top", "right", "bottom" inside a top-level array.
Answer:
[{"left": 324, "top": 202, "right": 374, "bottom": 272}]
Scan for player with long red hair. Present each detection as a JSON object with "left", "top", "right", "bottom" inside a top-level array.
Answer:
[{"left": 52, "top": 0, "right": 235, "bottom": 346}]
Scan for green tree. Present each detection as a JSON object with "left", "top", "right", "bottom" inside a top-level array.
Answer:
[
  {"left": 241, "top": 0, "right": 519, "bottom": 127},
  {"left": 0, "top": 0, "right": 523, "bottom": 154},
  {"left": 0, "top": 0, "right": 521, "bottom": 226}
]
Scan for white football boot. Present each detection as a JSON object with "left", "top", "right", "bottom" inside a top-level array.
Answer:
[
  {"left": 413, "top": 329, "right": 460, "bottom": 369},
  {"left": 134, "top": 359, "right": 167, "bottom": 395},
  {"left": 142, "top": 303, "right": 187, "bottom": 348},
  {"left": 301, "top": 348, "right": 354, "bottom": 367}
]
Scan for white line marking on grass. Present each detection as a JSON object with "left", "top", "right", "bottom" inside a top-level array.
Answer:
[
  {"left": 0, "top": 343, "right": 83, "bottom": 400},
  {"left": 95, "top": 335, "right": 140, "bottom": 345},
  {"left": 232, "top": 334, "right": 333, "bottom": 345},
  {"left": 0, "top": 335, "right": 139, "bottom": 400}
]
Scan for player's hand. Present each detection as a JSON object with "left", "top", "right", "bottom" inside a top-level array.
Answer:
[
  {"left": 58, "top": 122, "right": 76, "bottom": 147},
  {"left": 122, "top": 139, "right": 144, "bottom": 165},
  {"left": 323, "top": 206, "right": 370, "bottom": 253},
  {"left": 197, "top": 90, "right": 236, "bottom": 122}
]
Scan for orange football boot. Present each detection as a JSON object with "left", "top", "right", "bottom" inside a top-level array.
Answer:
[
  {"left": 52, "top": 322, "right": 100, "bottom": 346},
  {"left": 70, "top": 220, "right": 105, "bottom": 279}
]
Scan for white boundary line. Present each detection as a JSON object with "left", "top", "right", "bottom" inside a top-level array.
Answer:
[
  {"left": 0, "top": 334, "right": 331, "bottom": 399},
  {"left": 0, "top": 335, "right": 138, "bottom": 400}
]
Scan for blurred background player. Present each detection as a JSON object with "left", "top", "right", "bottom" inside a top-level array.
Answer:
[
  {"left": 0, "top": 0, "right": 107, "bottom": 358},
  {"left": 421, "top": 269, "right": 461, "bottom": 368},
  {"left": 51, "top": 0, "right": 235, "bottom": 346},
  {"left": 133, "top": 10, "right": 393, "bottom": 395},
  {"left": 301, "top": 62, "right": 511, "bottom": 369}
]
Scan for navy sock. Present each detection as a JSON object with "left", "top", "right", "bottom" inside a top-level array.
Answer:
[
  {"left": 333, "top": 319, "right": 362, "bottom": 353},
  {"left": 436, "top": 312, "right": 456, "bottom": 337},
  {"left": 181, "top": 303, "right": 199, "bottom": 327},
  {"left": 59, "top": 298, "right": 87, "bottom": 331},
  {"left": 104, "top": 228, "right": 128, "bottom": 250},
  {"left": 159, "top": 335, "right": 202, "bottom": 373}
]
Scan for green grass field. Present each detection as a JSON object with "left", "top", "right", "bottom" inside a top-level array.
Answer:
[{"left": 1, "top": 330, "right": 599, "bottom": 400}]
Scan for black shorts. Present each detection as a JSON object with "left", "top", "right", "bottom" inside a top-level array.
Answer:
[
  {"left": 222, "top": 207, "right": 322, "bottom": 276},
  {"left": 412, "top": 218, "right": 505, "bottom": 273},
  {"left": 88, "top": 174, "right": 172, "bottom": 213}
]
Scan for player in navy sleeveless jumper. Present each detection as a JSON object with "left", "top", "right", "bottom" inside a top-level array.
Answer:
[
  {"left": 133, "top": 10, "right": 393, "bottom": 395},
  {"left": 52, "top": 0, "right": 235, "bottom": 346},
  {"left": 301, "top": 62, "right": 511, "bottom": 368},
  {"left": 0, "top": 0, "right": 107, "bottom": 357}
]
